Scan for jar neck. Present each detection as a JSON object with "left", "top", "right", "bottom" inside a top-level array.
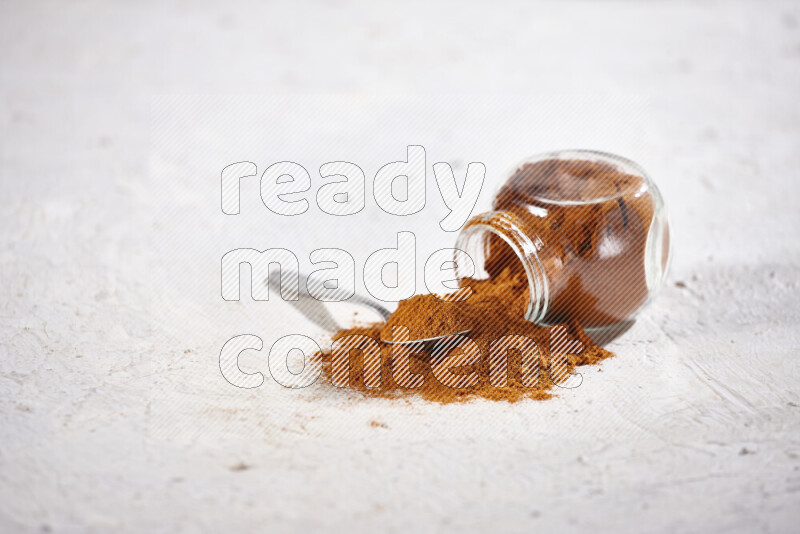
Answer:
[{"left": 455, "top": 210, "right": 550, "bottom": 323}]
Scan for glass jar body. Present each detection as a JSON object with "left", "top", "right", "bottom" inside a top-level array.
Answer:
[{"left": 455, "top": 150, "right": 670, "bottom": 329}]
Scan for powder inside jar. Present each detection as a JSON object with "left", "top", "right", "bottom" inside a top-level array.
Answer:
[{"left": 483, "top": 157, "right": 665, "bottom": 327}]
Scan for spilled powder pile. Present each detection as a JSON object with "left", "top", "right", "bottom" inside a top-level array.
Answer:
[{"left": 314, "top": 267, "right": 613, "bottom": 403}]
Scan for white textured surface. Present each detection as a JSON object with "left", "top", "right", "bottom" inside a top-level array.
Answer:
[{"left": 1, "top": 1, "right": 800, "bottom": 533}]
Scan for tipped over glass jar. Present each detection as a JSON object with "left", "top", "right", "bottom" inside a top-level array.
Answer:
[{"left": 455, "top": 150, "right": 670, "bottom": 330}]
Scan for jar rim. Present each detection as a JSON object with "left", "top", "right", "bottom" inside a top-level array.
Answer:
[{"left": 455, "top": 211, "right": 550, "bottom": 324}]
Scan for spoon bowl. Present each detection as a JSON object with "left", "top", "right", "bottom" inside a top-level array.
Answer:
[{"left": 380, "top": 329, "right": 473, "bottom": 350}]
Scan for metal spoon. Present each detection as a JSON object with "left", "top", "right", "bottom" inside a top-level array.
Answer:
[
  {"left": 338, "top": 290, "right": 471, "bottom": 349},
  {"left": 268, "top": 272, "right": 471, "bottom": 347}
]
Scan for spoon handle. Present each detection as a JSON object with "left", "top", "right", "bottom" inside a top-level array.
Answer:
[
  {"left": 269, "top": 271, "right": 393, "bottom": 323},
  {"left": 344, "top": 291, "right": 392, "bottom": 321}
]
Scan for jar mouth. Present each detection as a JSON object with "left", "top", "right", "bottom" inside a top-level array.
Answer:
[{"left": 454, "top": 211, "right": 549, "bottom": 323}]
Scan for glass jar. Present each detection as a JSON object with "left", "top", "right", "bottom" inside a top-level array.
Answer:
[{"left": 455, "top": 150, "right": 670, "bottom": 330}]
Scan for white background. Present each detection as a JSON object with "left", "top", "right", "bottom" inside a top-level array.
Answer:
[{"left": 1, "top": 1, "right": 799, "bottom": 533}]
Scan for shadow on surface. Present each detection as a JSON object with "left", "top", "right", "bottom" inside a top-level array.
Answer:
[{"left": 585, "top": 319, "right": 636, "bottom": 347}]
